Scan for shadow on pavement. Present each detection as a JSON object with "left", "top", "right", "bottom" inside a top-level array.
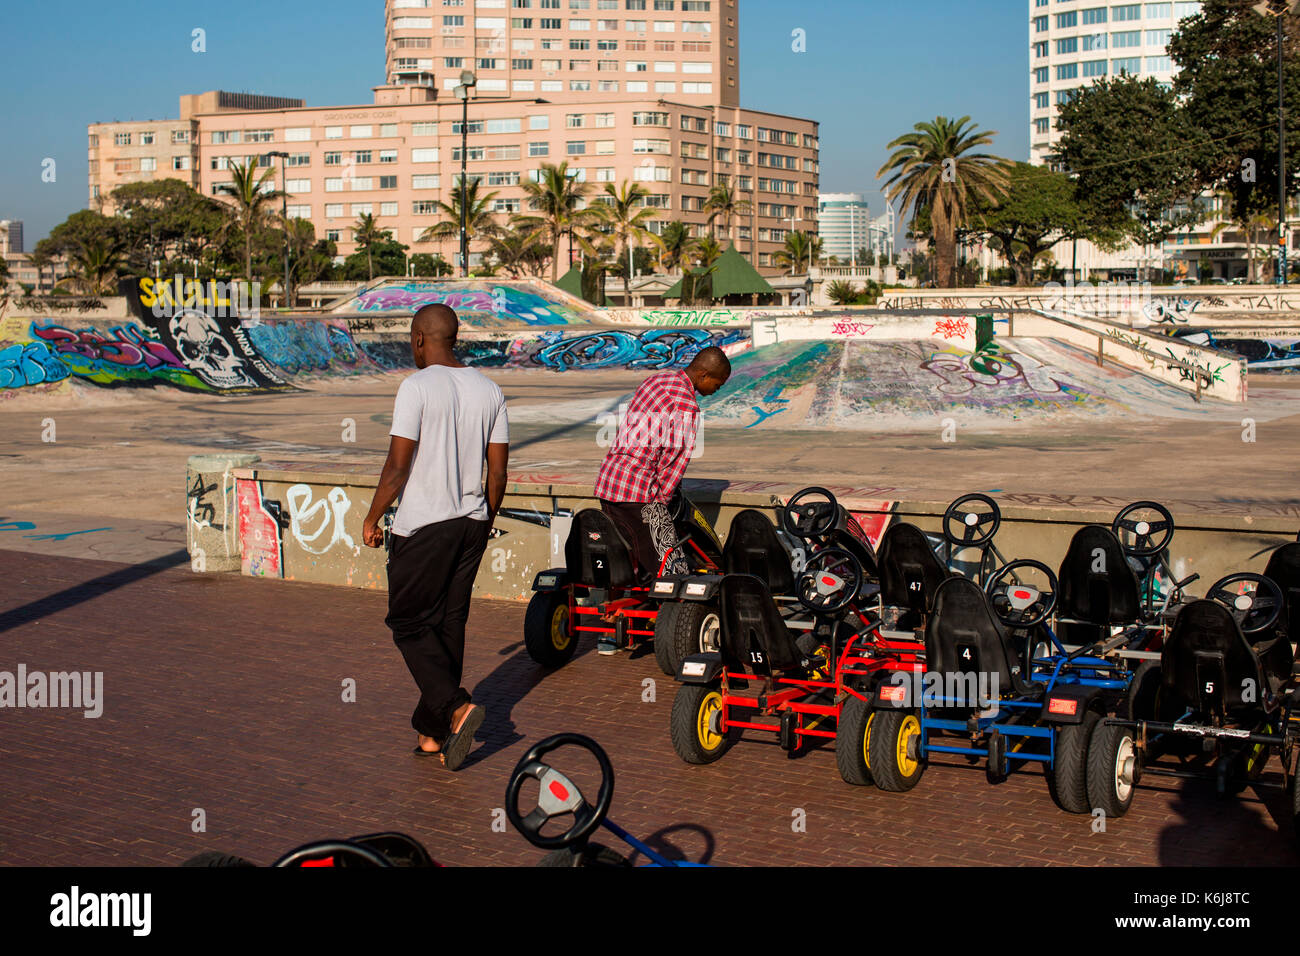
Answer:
[
  {"left": 625, "top": 822, "right": 717, "bottom": 866},
  {"left": 0, "top": 548, "right": 191, "bottom": 634}
]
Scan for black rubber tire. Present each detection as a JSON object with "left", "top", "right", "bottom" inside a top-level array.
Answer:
[
  {"left": 668, "top": 603, "right": 721, "bottom": 675},
  {"left": 181, "top": 851, "right": 256, "bottom": 867},
  {"left": 524, "top": 590, "right": 577, "bottom": 668},
  {"left": 1292, "top": 768, "right": 1300, "bottom": 849},
  {"left": 1086, "top": 720, "right": 1139, "bottom": 818},
  {"left": 653, "top": 602, "right": 681, "bottom": 676},
  {"left": 670, "top": 683, "right": 736, "bottom": 764},
  {"left": 538, "top": 843, "right": 632, "bottom": 868},
  {"left": 867, "top": 709, "right": 925, "bottom": 792},
  {"left": 1120, "top": 661, "right": 1161, "bottom": 721},
  {"left": 1049, "top": 710, "right": 1100, "bottom": 814},
  {"left": 835, "top": 692, "right": 875, "bottom": 786}
]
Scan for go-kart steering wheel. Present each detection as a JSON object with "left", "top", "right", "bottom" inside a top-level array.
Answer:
[
  {"left": 781, "top": 487, "right": 840, "bottom": 540},
  {"left": 272, "top": 841, "right": 395, "bottom": 867},
  {"left": 1112, "top": 501, "right": 1175, "bottom": 557},
  {"left": 796, "top": 547, "right": 863, "bottom": 614},
  {"left": 505, "top": 733, "right": 615, "bottom": 851},
  {"left": 1205, "top": 573, "right": 1284, "bottom": 635},
  {"left": 985, "top": 560, "right": 1058, "bottom": 629},
  {"left": 943, "top": 494, "right": 1001, "bottom": 548}
]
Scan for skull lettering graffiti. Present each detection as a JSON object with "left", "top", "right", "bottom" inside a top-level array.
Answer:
[{"left": 168, "top": 309, "right": 256, "bottom": 389}]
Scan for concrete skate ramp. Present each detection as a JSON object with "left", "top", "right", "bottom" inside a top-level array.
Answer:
[
  {"left": 330, "top": 278, "right": 600, "bottom": 327},
  {"left": 702, "top": 336, "right": 1247, "bottom": 431}
]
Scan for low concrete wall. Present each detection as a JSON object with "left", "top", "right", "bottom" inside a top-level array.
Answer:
[{"left": 202, "top": 461, "right": 1298, "bottom": 604}]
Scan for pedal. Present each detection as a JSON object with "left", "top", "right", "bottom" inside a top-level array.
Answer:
[
  {"left": 779, "top": 712, "right": 797, "bottom": 751},
  {"left": 615, "top": 615, "right": 630, "bottom": 650}
]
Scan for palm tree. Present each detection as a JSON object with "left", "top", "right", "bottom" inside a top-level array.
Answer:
[
  {"left": 827, "top": 280, "right": 860, "bottom": 306},
  {"left": 217, "top": 160, "right": 282, "bottom": 284},
  {"left": 417, "top": 177, "right": 503, "bottom": 271},
  {"left": 515, "top": 161, "right": 598, "bottom": 282},
  {"left": 658, "top": 220, "right": 692, "bottom": 274},
  {"left": 486, "top": 230, "right": 550, "bottom": 277},
  {"left": 352, "top": 213, "right": 391, "bottom": 280},
  {"left": 703, "top": 182, "right": 752, "bottom": 246},
  {"left": 691, "top": 236, "right": 724, "bottom": 269},
  {"left": 773, "top": 231, "right": 822, "bottom": 275},
  {"left": 595, "top": 181, "right": 663, "bottom": 306},
  {"left": 878, "top": 116, "right": 1010, "bottom": 289},
  {"left": 57, "top": 238, "right": 126, "bottom": 295}
]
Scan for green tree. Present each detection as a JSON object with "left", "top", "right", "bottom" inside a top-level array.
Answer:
[
  {"left": 515, "top": 162, "right": 599, "bottom": 282},
  {"left": 341, "top": 237, "right": 410, "bottom": 281},
  {"left": 969, "top": 161, "right": 1100, "bottom": 286},
  {"left": 657, "top": 220, "right": 693, "bottom": 273},
  {"left": 26, "top": 244, "right": 56, "bottom": 294},
  {"left": 1170, "top": 0, "right": 1300, "bottom": 281},
  {"left": 594, "top": 181, "right": 663, "bottom": 305},
  {"left": 410, "top": 252, "right": 455, "bottom": 278},
  {"left": 57, "top": 237, "right": 127, "bottom": 295},
  {"left": 352, "top": 213, "right": 390, "bottom": 280},
  {"left": 1053, "top": 74, "right": 1202, "bottom": 248},
  {"left": 216, "top": 160, "right": 282, "bottom": 283},
  {"left": 878, "top": 116, "right": 1011, "bottom": 288},
  {"left": 691, "top": 235, "right": 724, "bottom": 269},
  {"left": 703, "top": 182, "right": 753, "bottom": 245},
  {"left": 417, "top": 177, "right": 502, "bottom": 268},
  {"left": 109, "top": 179, "right": 227, "bottom": 274}
]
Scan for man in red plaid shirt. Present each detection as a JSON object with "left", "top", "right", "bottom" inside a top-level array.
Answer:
[{"left": 595, "top": 347, "right": 731, "bottom": 622}]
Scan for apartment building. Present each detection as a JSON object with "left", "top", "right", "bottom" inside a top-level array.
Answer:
[
  {"left": 1028, "top": 0, "right": 1290, "bottom": 280},
  {"left": 87, "top": 1, "right": 817, "bottom": 275},
  {"left": 816, "top": 193, "right": 870, "bottom": 263}
]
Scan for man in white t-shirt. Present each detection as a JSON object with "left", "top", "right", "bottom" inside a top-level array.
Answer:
[{"left": 362, "top": 303, "right": 509, "bottom": 771}]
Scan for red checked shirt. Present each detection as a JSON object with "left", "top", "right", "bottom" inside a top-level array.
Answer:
[{"left": 594, "top": 370, "right": 700, "bottom": 504}]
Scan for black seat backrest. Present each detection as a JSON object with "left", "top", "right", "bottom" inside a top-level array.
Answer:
[
  {"left": 1263, "top": 542, "right": 1300, "bottom": 640},
  {"left": 925, "top": 577, "right": 1039, "bottom": 702},
  {"left": 831, "top": 515, "right": 880, "bottom": 579},
  {"left": 1057, "top": 525, "right": 1141, "bottom": 624},
  {"left": 878, "top": 522, "right": 950, "bottom": 613},
  {"left": 1160, "top": 599, "right": 1265, "bottom": 717},
  {"left": 564, "top": 509, "right": 636, "bottom": 589},
  {"left": 723, "top": 510, "right": 794, "bottom": 595},
  {"left": 719, "top": 574, "right": 807, "bottom": 675}
]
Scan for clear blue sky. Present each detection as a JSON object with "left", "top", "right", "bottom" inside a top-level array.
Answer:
[{"left": 0, "top": 0, "right": 1029, "bottom": 248}]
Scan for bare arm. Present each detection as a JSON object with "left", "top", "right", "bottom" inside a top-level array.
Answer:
[
  {"left": 363, "top": 435, "right": 417, "bottom": 548},
  {"left": 485, "top": 441, "right": 509, "bottom": 523}
]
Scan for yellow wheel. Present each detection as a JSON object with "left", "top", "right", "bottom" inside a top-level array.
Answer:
[
  {"left": 671, "top": 684, "right": 736, "bottom": 764},
  {"left": 524, "top": 591, "right": 578, "bottom": 668}
]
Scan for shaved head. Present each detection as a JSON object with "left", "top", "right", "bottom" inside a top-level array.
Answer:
[
  {"left": 412, "top": 303, "right": 459, "bottom": 343},
  {"left": 687, "top": 346, "right": 731, "bottom": 379},
  {"left": 685, "top": 346, "right": 731, "bottom": 396}
]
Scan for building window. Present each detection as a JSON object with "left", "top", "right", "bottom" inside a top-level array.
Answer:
[
  {"left": 379, "top": 175, "right": 398, "bottom": 189},
  {"left": 412, "top": 174, "right": 440, "bottom": 189},
  {"left": 286, "top": 178, "right": 311, "bottom": 192},
  {"left": 173, "top": 156, "right": 191, "bottom": 170},
  {"left": 171, "top": 129, "right": 189, "bottom": 144},
  {"left": 1056, "top": 11, "right": 1077, "bottom": 27},
  {"left": 529, "top": 142, "right": 550, "bottom": 156},
  {"left": 1056, "top": 62, "right": 1079, "bottom": 80},
  {"left": 1112, "top": 4, "right": 1143, "bottom": 21}
]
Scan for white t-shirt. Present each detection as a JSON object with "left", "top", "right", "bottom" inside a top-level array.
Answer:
[{"left": 388, "top": 364, "right": 509, "bottom": 536}]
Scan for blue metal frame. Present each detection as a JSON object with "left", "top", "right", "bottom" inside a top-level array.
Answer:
[
  {"left": 916, "top": 622, "right": 1138, "bottom": 771},
  {"left": 599, "top": 819, "right": 709, "bottom": 868}
]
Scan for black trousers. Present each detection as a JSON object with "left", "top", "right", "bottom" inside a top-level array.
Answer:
[
  {"left": 385, "top": 516, "right": 491, "bottom": 740},
  {"left": 599, "top": 499, "right": 687, "bottom": 578}
]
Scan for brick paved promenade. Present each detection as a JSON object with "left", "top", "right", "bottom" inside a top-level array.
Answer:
[{"left": 0, "top": 549, "right": 1294, "bottom": 867}]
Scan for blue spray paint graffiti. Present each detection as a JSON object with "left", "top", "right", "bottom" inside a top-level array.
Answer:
[
  {"left": 526, "top": 329, "right": 744, "bottom": 371},
  {"left": 0, "top": 342, "right": 72, "bottom": 389}
]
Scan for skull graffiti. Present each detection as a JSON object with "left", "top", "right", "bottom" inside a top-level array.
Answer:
[{"left": 169, "top": 309, "right": 256, "bottom": 389}]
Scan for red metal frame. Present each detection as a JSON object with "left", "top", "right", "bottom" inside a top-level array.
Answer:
[{"left": 715, "top": 620, "right": 926, "bottom": 746}]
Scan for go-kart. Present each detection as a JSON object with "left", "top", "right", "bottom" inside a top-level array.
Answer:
[
  {"left": 649, "top": 486, "right": 878, "bottom": 677},
  {"left": 506, "top": 733, "right": 706, "bottom": 867},
  {"left": 523, "top": 490, "right": 723, "bottom": 669},
  {"left": 867, "top": 569, "right": 1141, "bottom": 813},
  {"left": 1093, "top": 570, "right": 1299, "bottom": 840},
  {"left": 181, "top": 832, "right": 441, "bottom": 867},
  {"left": 875, "top": 492, "right": 1004, "bottom": 636},
  {"left": 668, "top": 544, "right": 929, "bottom": 783}
]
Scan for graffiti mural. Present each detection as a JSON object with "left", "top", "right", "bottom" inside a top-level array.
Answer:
[
  {"left": 0, "top": 342, "right": 71, "bottom": 389},
  {"left": 349, "top": 280, "right": 585, "bottom": 326},
  {"left": 525, "top": 328, "right": 745, "bottom": 371},
  {"left": 285, "top": 483, "right": 358, "bottom": 557},
  {"left": 1182, "top": 334, "right": 1300, "bottom": 372},
  {"left": 236, "top": 479, "right": 284, "bottom": 578},
  {"left": 26, "top": 321, "right": 208, "bottom": 391},
  {"left": 245, "top": 320, "right": 376, "bottom": 376}
]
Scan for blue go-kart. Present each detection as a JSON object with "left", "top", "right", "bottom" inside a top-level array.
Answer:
[
  {"left": 867, "top": 561, "right": 1140, "bottom": 813},
  {"left": 506, "top": 733, "right": 707, "bottom": 867}
]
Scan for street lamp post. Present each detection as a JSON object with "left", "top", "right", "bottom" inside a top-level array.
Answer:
[
  {"left": 1255, "top": 1, "right": 1297, "bottom": 285},
  {"left": 266, "top": 150, "right": 291, "bottom": 306},
  {"left": 455, "top": 70, "right": 477, "bottom": 278}
]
